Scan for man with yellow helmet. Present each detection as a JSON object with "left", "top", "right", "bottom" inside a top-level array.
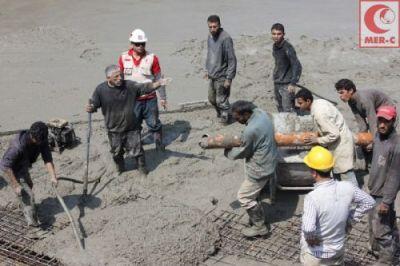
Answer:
[{"left": 300, "top": 146, "right": 375, "bottom": 265}]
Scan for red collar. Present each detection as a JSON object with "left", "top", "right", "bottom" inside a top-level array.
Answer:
[{"left": 128, "top": 49, "right": 146, "bottom": 58}]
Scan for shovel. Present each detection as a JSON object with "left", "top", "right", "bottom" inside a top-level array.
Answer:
[{"left": 82, "top": 99, "right": 92, "bottom": 197}]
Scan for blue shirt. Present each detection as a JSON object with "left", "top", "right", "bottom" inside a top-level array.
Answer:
[{"left": 225, "top": 108, "right": 277, "bottom": 180}]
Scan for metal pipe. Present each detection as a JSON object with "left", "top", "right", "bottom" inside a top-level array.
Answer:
[{"left": 199, "top": 132, "right": 373, "bottom": 149}]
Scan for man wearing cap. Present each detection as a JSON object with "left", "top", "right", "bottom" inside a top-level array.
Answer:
[
  {"left": 301, "top": 146, "right": 375, "bottom": 265},
  {"left": 118, "top": 29, "right": 167, "bottom": 151},
  {"left": 368, "top": 105, "right": 400, "bottom": 264},
  {"left": 0, "top": 121, "right": 58, "bottom": 226}
]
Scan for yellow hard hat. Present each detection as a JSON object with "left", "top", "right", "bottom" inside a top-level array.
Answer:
[{"left": 303, "top": 146, "right": 335, "bottom": 172}]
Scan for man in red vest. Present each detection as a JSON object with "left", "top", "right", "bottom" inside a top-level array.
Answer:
[{"left": 119, "top": 29, "right": 167, "bottom": 151}]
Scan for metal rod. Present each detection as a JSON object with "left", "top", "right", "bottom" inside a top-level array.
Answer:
[{"left": 52, "top": 184, "right": 84, "bottom": 251}]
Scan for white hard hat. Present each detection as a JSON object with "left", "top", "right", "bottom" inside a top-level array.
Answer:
[{"left": 129, "top": 29, "right": 148, "bottom": 43}]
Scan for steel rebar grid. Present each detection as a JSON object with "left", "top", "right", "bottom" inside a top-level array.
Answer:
[
  {"left": 0, "top": 207, "right": 62, "bottom": 265},
  {"left": 210, "top": 210, "right": 378, "bottom": 265}
]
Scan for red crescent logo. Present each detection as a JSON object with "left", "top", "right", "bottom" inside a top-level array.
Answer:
[{"left": 364, "top": 4, "right": 391, "bottom": 34}]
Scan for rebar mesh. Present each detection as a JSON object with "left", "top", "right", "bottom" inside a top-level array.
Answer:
[
  {"left": 0, "top": 207, "right": 62, "bottom": 265},
  {"left": 210, "top": 210, "right": 378, "bottom": 266}
]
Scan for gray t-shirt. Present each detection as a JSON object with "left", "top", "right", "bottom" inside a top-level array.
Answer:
[{"left": 91, "top": 80, "right": 156, "bottom": 133}]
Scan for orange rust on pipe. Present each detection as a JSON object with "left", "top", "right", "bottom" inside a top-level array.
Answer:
[
  {"left": 199, "top": 134, "right": 241, "bottom": 149},
  {"left": 275, "top": 132, "right": 318, "bottom": 146},
  {"left": 354, "top": 132, "right": 373, "bottom": 146}
]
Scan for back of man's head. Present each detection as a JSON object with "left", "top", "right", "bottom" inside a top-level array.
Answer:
[
  {"left": 30, "top": 121, "right": 48, "bottom": 144},
  {"left": 335, "top": 79, "right": 356, "bottom": 92},
  {"left": 271, "top": 23, "right": 285, "bottom": 33},
  {"left": 295, "top": 88, "right": 314, "bottom": 102},
  {"left": 231, "top": 100, "right": 256, "bottom": 115}
]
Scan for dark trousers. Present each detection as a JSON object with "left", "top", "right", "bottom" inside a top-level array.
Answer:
[
  {"left": 369, "top": 197, "right": 398, "bottom": 264},
  {"left": 134, "top": 97, "right": 162, "bottom": 133},
  {"left": 274, "top": 83, "right": 295, "bottom": 112},
  {"left": 208, "top": 78, "right": 230, "bottom": 120},
  {"left": 107, "top": 130, "right": 144, "bottom": 163}
]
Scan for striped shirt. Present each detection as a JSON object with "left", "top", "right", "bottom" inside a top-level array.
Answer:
[{"left": 301, "top": 179, "right": 375, "bottom": 258}]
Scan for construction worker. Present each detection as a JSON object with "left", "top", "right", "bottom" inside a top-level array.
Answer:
[
  {"left": 86, "top": 65, "right": 169, "bottom": 175},
  {"left": 368, "top": 105, "right": 400, "bottom": 265},
  {"left": 224, "top": 100, "right": 277, "bottom": 237},
  {"left": 295, "top": 88, "right": 358, "bottom": 186},
  {"left": 0, "top": 121, "right": 58, "bottom": 226},
  {"left": 271, "top": 23, "right": 302, "bottom": 113},
  {"left": 301, "top": 146, "right": 375, "bottom": 265},
  {"left": 205, "top": 15, "right": 237, "bottom": 124},
  {"left": 335, "top": 78, "right": 395, "bottom": 141},
  {"left": 118, "top": 29, "right": 167, "bottom": 151}
]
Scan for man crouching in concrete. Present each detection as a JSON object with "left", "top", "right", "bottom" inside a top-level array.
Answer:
[
  {"left": 0, "top": 122, "right": 58, "bottom": 226},
  {"left": 301, "top": 146, "right": 375, "bottom": 265},
  {"left": 224, "top": 100, "right": 277, "bottom": 237},
  {"left": 86, "top": 65, "right": 169, "bottom": 175}
]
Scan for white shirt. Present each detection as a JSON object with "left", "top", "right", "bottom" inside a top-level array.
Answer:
[
  {"left": 311, "top": 99, "right": 355, "bottom": 174},
  {"left": 301, "top": 179, "right": 375, "bottom": 258}
]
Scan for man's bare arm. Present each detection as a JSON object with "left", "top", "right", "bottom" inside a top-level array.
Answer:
[
  {"left": 3, "top": 168, "right": 22, "bottom": 195},
  {"left": 45, "top": 162, "right": 58, "bottom": 185}
]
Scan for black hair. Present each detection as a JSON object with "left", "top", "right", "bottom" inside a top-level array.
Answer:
[
  {"left": 29, "top": 121, "right": 48, "bottom": 143},
  {"left": 271, "top": 23, "right": 285, "bottom": 33},
  {"left": 295, "top": 88, "right": 314, "bottom": 102},
  {"left": 315, "top": 169, "right": 332, "bottom": 177},
  {"left": 231, "top": 100, "right": 256, "bottom": 115},
  {"left": 335, "top": 79, "right": 356, "bottom": 92},
  {"left": 207, "top": 15, "right": 221, "bottom": 24}
]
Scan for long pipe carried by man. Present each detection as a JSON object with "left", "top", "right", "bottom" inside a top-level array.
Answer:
[{"left": 199, "top": 132, "right": 373, "bottom": 149}]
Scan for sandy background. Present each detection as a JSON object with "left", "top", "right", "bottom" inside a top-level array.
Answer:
[{"left": 1, "top": 0, "right": 400, "bottom": 265}]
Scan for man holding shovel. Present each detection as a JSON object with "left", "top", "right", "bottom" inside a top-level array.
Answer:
[
  {"left": 0, "top": 121, "right": 58, "bottom": 227},
  {"left": 86, "top": 65, "right": 169, "bottom": 176}
]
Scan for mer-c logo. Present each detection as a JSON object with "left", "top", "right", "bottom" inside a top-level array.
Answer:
[{"left": 359, "top": 0, "right": 400, "bottom": 48}]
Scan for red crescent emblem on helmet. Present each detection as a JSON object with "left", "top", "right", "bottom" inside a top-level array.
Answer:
[{"left": 364, "top": 4, "right": 391, "bottom": 34}]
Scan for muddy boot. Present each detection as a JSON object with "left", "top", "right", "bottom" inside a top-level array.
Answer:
[
  {"left": 220, "top": 111, "right": 230, "bottom": 125},
  {"left": 241, "top": 204, "right": 269, "bottom": 237},
  {"left": 23, "top": 206, "right": 39, "bottom": 227},
  {"left": 136, "top": 156, "right": 148, "bottom": 176},
  {"left": 154, "top": 131, "right": 165, "bottom": 152},
  {"left": 113, "top": 157, "right": 125, "bottom": 174}
]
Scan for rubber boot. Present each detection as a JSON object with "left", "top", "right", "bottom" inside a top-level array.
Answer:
[
  {"left": 23, "top": 206, "right": 39, "bottom": 227},
  {"left": 154, "top": 131, "right": 165, "bottom": 152},
  {"left": 241, "top": 204, "right": 269, "bottom": 237},
  {"left": 220, "top": 111, "right": 230, "bottom": 125},
  {"left": 113, "top": 157, "right": 125, "bottom": 174},
  {"left": 136, "top": 156, "right": 148, "bottom": 176}
]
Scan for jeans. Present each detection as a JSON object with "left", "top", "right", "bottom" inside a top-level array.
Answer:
[{"left": 134, "top": 97, "right": 162, "bottom": 133}]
